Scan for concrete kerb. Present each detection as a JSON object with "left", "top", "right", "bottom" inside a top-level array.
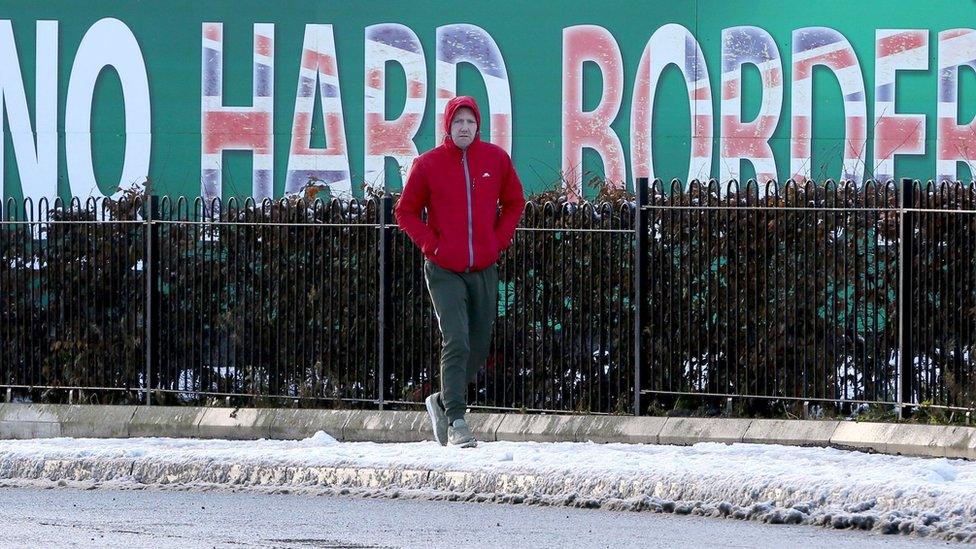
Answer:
[
  {"left": 339, "top": 410, "right": 507, "bottom": 444},
  {"left": 495, "top": 414, "right": 590, "bottom": 443},
  {"left": 2, "top": 404, "right": 976, "bottom": 460},
  {"left": 657, "top": 417, "right": 754, "bottom": 445},
  {"left": 829, "top": 421, "right": 899, "bottom": 454},
  {"left": 268, "top": 408, "right": 351, "bottom": 441},
  {"left": 129, "top": 406, "right": 206, "bottom": 439},
  {"left": 0, "top": 403, "right": 64, "bottom": 439},
  {"left": 465, "top": 413, "right": 507, "bottom": 442},
  {"left": 883, "top": 423, "right": 973, "bottom": 458},
  {"left": 342, "top": 410, "right": 430, "bottom": 443},
  {"left": 196, "top": 407, "right": 276, "bottom": 440},
  {"left": 945, "top": 427, "right": 976, "bottom": 460},
  {"left": 575, "top": 415, "right": 667, "bottom": 444},
  {"left": 54, "top": 405, "right": 138, "bottom": 438},
  {"left": 743, "top": 419, "right": 840, "bottom": 447},
  {"left": 596, "top": 416, "right": 667, "bottom": 444}
]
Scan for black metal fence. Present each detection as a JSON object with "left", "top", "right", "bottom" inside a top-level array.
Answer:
[
  {"left": 642, "top": 180, "right": 901, "bottom": 410},
  {"left": 0, "top": 196, "right": 145, "bottom": 396},
  {"left": 2, "top": 178, "right": 975, "bottom": 414}
]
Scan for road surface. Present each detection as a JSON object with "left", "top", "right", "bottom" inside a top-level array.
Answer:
[{"left": 0, "top": 486, "right": 952, "bottom": 548}]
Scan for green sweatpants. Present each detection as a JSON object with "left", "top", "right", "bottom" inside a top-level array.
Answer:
[{"left": 424, "top": 260, "right": 498, "bottom": 423}]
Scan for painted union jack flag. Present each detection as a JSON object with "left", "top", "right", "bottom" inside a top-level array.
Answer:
[
  {"left": 937, "top": 28, "right": 976, "bottom": 183},
  {"left": 284, "top": 24, "right": 352, "bottom": 198},
  {"left": 791, "top": 27, "right": 867, "bottom": 184},
  {"left": 561, "top": 25, "right": 626, "bottom": 197},
  {"left": 631, "top": 24, "right": 712, "bottom": 187},
  {"left": 364, "top": 23, "right": 426, "bottom": 189},
  {"left": 873, "top": 29, "right": 928, "bottom": 184},
  {"left": 201, "top": 22, "right": 274, "bottom": 201},
  {"left": 435, "top": 24, "right": 512, "bottom": 154},
  {"left": 720, "top": 26, "right": 783, "bottom": 187}
]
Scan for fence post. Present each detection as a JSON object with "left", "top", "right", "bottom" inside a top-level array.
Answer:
[
  {"left": 633, "top": 177, "right": 649, "bottom": 415},
  {"left": 898, "top": 178, "right": 915, "bottom": 416},
  {"left": 377, "top": 195, "right": 394, "bottom": 410},
  {"left": 144, "top": 194, "right": 160, "bottom": 406}
]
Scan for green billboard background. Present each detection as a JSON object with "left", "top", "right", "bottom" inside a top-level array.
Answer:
[{"left": 1, "top": 0, "right": 975, "bottom": 203}]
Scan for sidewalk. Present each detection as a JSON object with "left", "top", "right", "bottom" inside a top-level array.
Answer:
[
  {"left": 1, "top": 433, "right": 975, "bottom": 542},
  {"left": 1, "top": 403, "right": 975, "bottom": 459}
]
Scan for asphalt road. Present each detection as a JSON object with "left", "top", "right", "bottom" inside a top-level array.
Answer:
[{"left": 0, "top": 486, "right": 954, "bottom": 548}]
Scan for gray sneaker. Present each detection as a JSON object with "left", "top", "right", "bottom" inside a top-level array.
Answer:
[
  {"left": 448, "top": 418, "right": 477, "bottom": 448},
  {"left": 425, "top": 392, "right": 448, "bottom": 446}
]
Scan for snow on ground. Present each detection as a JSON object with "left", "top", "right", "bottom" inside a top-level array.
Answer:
[{"left": 1, "top": 435, "right": 975, "bottom": 542}]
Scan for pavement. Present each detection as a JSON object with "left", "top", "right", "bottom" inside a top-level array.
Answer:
[
  {"left": 0, "top": 485, "right": 955, "bottom": 548},
  {"left": 1, "top": 403, "right": 975, "bottom": 459},
  {"left": 2, "top": 403, "right": 975, "bottom": 543}
]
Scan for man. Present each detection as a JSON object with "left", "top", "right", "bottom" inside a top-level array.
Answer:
[{"left": 395, "top": 96, "right": 525, "bottom": 448}]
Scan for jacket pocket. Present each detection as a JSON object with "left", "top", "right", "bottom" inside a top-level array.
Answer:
[
  {"left": 481, "top": 231, "right": 501, "bottom": 267},
  {"left": 430, "top": 232, "right": 463, "bottom": 272}
]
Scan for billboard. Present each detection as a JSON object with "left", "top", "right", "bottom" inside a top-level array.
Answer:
[{"left": 1, "top": 0, "right": 975, "bottom": 203}]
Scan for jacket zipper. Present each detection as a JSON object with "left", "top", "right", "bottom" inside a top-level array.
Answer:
[{"left": 462, "top": 149, "right": 474, "bottom": 271}]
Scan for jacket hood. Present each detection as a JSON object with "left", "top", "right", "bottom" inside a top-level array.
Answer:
[{"left": 443, "top": 96, "right": 481, "bottom": 147}]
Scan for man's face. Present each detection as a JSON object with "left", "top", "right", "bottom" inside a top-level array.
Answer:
[{"left": 450, "top": 107, "right": 477, "bottom": 149}]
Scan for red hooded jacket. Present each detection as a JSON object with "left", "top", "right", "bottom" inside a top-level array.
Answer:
[{"left": 395, "top": 96, "right": 525, "bottom": 273}]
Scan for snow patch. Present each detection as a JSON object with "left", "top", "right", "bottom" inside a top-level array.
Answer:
[
  {"left": 297, "top": 430, "right": 339, "bottom": 447},
  {"left": 1, "top": 437, "right": 975, "bottom": 541}
]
